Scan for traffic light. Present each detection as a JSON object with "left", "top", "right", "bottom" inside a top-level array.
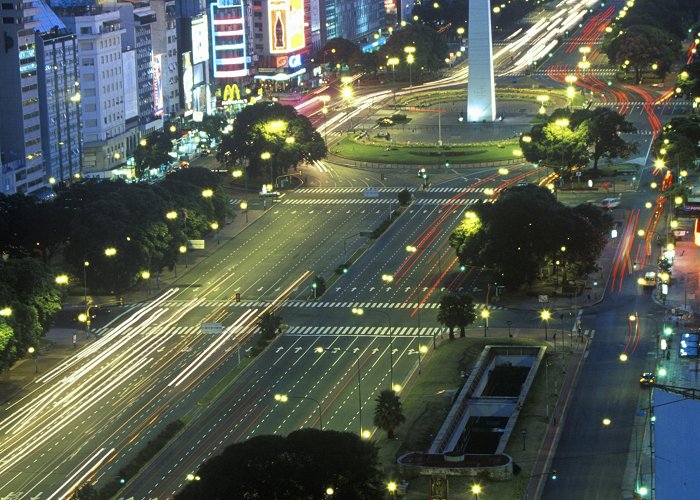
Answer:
[
  {"left": 459, "top": 264, "right": 466, "bottom": 272},
  {"left": 311, "top": 282, "right": 318, "bottom": 289},
  {"left": 551, "top": 469, "right": 557, "bottom": 481},
  {"left": 458, "top": 111, "right": 464, "bottom": 122},
  {"left": 341, "top": 265, "right": 349, "bottom": 274},
  {"left": 445, "top": 160, "right": 450, "bottom": 168}
]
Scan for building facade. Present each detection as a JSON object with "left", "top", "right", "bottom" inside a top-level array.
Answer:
[
  {"left": 0, "top": 0, "right": 45, "bottom": 194},
  {"left": 150, "top": 0, "right": 179, "bottom": 118}
]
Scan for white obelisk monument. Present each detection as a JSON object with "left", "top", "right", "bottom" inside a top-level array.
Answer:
[{"left": 467, "top": 0, "right": 496, "bottom": 121}]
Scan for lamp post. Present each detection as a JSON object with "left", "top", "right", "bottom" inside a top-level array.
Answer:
[
  {"left": 210, "top": 221, "right": 220, "bottom": 245},
  {"left": 27, "top": 346, "right": 38, "bottom": 373},
  {"left": 404, "top": 46, "right": 416, "bottom": 88},
  {"left": 261, "top": 151, "right": 272, "bottom": 187},
  {"left": 233, "top": 168, "right": 249, "bottom": 223},
  {"left": 481, "top": 309, "right": 490, "bottom": 337},
  {"left": 471, "top": 483, "right": 481, "bottom": 499},
  {"left": 274, "top": 393, "right": 324, "bottom": 430},
  {"left": 141, "top": 270, "right": 151, "bottom": 296},
  {"left": 179, "top": 245, "right": 188, "bottom": 268},
  {"left": 316, "top": 346, "right": 366, "bottom": 437},
  {"left": 352, "top": 307, "right": 396, "bottom": 390},
  {"left": 387, "top": 57, "right": 399, "bottom": 104},
  {"left": 541, "top": 309, "right": 551, "bottom": 340},
  {"left": 319, "top": 95, "right": 330, "bottom": 141},
  {"left": 341, "top": 76, "right": 353, "bottom": 130}
]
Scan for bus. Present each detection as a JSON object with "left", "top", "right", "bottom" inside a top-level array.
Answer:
[{"left": 695, "top": 218, "right": 700, "bottom": 247}]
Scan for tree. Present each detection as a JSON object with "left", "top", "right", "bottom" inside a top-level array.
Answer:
[
  {"left": 175, "top": 429, "right": 384, "bottom": 500},
  {"left": 569, "top": 108, "right": 637, "bottom": 170},
  {"left": 315, "top": 38, "right": 362, "bottom": 71},
  {"left": 456, "top": 293, "right": 477, "bottom": 337},
  {"left": 133, "top": 131, "right": 174, "bottom": 179},
  {"left": 438, "top": 292, "right": 469, "bottom": 340},
  {"left": 69, "top": 483, "right": 98, "bottom": 500},
  {"left": 217, "top": 102, "right": 326, "bottom": 180},
  {"left": 311, "top": 275, "right": 326, "bottom": 297},
  {"left": 373, "top": 389, "right": 405, "bottom": 439},
  {"left": 397, "top": 188, "right": 412, "bottom": 206},
  {"left": 604, "top": 25, "right": 679, "bottom": 83},
  {"left": 519, "top": 112, "right": 589, "bottom": 176},
  {"left": 258, "top": 312, "right": 282, "bottom": 340},
  {"left": 377, "top": 23, "right": 447, "bottom": 77},
  {"left": 197, "top": 114, "right": 228, "bottom": 146}
]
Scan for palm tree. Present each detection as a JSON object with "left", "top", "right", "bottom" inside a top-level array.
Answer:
[
  {"left": 258, "top": 312, "right": 282, "bottom": 340},
  {"left": 437, "top": 292, "right": 462, "bottom": 340},
  {"left": 373, "top": 389, "right": 405, "bottom": 439}
]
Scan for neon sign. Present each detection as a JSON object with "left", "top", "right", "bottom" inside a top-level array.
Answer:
[{"left": 268, "top": 0, "right": 305, "bottom": 54}]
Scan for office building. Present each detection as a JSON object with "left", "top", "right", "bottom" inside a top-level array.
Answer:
[{"left": 150, "top": 0, "right": 179, "bottom": 118}]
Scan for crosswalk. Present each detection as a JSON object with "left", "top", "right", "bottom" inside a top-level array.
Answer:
[
  {"left": 285, "top": 325, "right": 442, "bottom": 337},
  {"left": 281, "top": 198, "right": 482, "bottom": 205},
  {"left": 293, "top": 186, "right": 494, "bottom": 194},
  {"left": 91, "top": 324, "right": 594, "bottom": 339},
  {"left": 160, "top": 299, "right": 505, "bottom": 311}
]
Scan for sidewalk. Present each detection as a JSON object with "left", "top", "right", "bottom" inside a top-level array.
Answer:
[{"left": 0, "top": 205, "right": 264, "bottom": 406}]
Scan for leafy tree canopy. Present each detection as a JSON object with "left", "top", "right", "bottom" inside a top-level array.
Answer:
[
  {"left": 569, "top": 107, "right": 637, "bottom": 169},
  {"left": 175, "top": 429, "right": 384, "bottom": 500},
  {"left": 377, "top": 23, "right": 447, "bottom": 75}
]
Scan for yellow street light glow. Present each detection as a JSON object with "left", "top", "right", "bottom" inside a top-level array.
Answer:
[
  {"left": 536, "top": 95, "right": 549, "bottom": 103},
  {"left": 560, "top": 246, "right": 566, "bottom": 252},
  {"left": 166, "top": 211, "right": 178, "bottom": 220},
  {"left": 675, "top": 196, "right": 684, "bottom": 205},
  {"left": 341, "top": 76, "right": 353, "bottom": 85},
  {"left": 387, "top": 57, "right": 400, "bottom": 67},
  {"left": 388, "top": 481, "right": 398, "bottom": 493},
  {"left": 629, "top": 314, "right": 636, "bottom": 321},
  {"left": 547, "top": 183, "right": 555, "bottom": 191},
  {"left": 201, "top": 188, "right": 214, "bottom": 198},
  {"left": 637, "top": 229, "right": 645, "bottom": 237},
  {"left": 403, "top": 46, "right": 416, "bottom": 54},
  {"left": 465, "top": 211, "right": 477, "bottom": 219},
  {"left": 139, "top": 138, "right": 147, "bottom": 146},
  {"left": 650, "top": 182, "right": 657, "bottom": 189},
  {"left": 492, "top": 5, "right": 500, "bottom": 12},
  {"left": 362, "top": 429, "right": 371, "bottom": 439},
  {"left": 232, "top": 169, "right": 243, "bottom": 178},
  {"left": 484, "top": 187, "right": 494, "bottom": 196},
  {"left": 578, "top": 60, "right": 591, "bottom": 70},
  {"left": 78, "top": 313, "right": 87, "bottom": 322},
  {"left": 392, "top": 383, "right": 402, "bottom": 393},
  {"left": 104, "top": 247, "right": 117, "bottom": 257},
  {"left": 619, "top": 353, "right": 628, "bottom": 362},
  {"left": 266, "top": 183, "right": 273, "bottom": 192},
  {"left": 319, "top": 94, "right": 331, "bottom": 104},
  {"left": 457, "top": 27, "right": 465, "bottom": 35},
  {"left": 352, "top": 307, "right": 364, "bottom": 315},
  {"left": 285, "top": 136, "right": 295, "bottom": 144},
  {"left": 522, "top": 135, "right": 532, "bottom": 143},
  {"left": 680, "top": 169, "right": 688, "bottom": 177},
  {"left": 406, "top": 245, "right": 417, "bottom": 253},
  {"left": 554, "top": 118, "right": 570, "bottom": 127},
  {"left": 28, "top": 346, "right": 35, "bottom": 354},
  {"left": 538, "top": 105, "right": 546, "bottom": 115},
  {"left": 498, "top": 168, "right": 509, "bottom": 175},
  {"left": 406, "top": 54, "right": 415, "bottom": 64},
  {"left": 210, "top": 222, "right": 219, "bottom": 230},
  {"left": 565, "top": 74, "right": 578, "bottom": 84},
  {"left": 567, "top": 86, "right": 575, "bottom": 98},
  {"left": 471, "top": 484, "right": 482, "bottom": 495},
  {"left": 670, "top": 220, "right": 679, "bottom": 229},
  {"left": 419, "top": 345, "right": 428, "bottom": 354},
  {"left": 381, "top": 274, "right": 394, "bottom": 283},
  {"left": 540, "top": 310, "right": 551, "bottom": 321},
  {"left": 269, "top": 120, "right": 285, "bottom": 131},
  {"left": 513, "top": 149, "right": 523, "bottom": 157},
  {"left": 179, "top": 245, "right": 187, "bottom": 254},
  {"left": 315, "top": 346, "right": 325, "bottom": 353},
  {"left": 0, "top": 307, "right": 12, "bottom": 317},
  {"left": 666, "top": 242, "right": 675, "bottom": 252},
  {"left": 55, "top": 274, "right": 69, "bottom": 285},
  {"left": 260, "top": 151, "right": 271, "bottom": 160},
  {"left": 141, "top": 271, "right": 151, "bottom": 280},
  {"left": 652, "top": 63, "right": 658, "bottom": 71},
  {"left": 274, "top": 393, "right": 289, "bottom": 402},
  {"left": 326, "top": 487, "right": 335, "bottom": 496},
  {"left": 602, "top": 418, "right": 612, "bottom": 426},
  {"left": 654, "top": 158, "right": 665, "bottom": 169},
  {"left": 663, "top": 138, "right": 670, "bottom": 144},
  {"left": 169, "top": 125, "right": 177, "bottom": 133},
  {"left": 481, "top": 309, "right": 490, "bottom": 319},
  {"left": 240, "top": 201, "right": 248, "bottom": 210},
  {"left": 342, "top": 87, "right": 353, "bottom": 100},
  {"left": 645, "top": 202, "right": 652, "bottom": 208}
]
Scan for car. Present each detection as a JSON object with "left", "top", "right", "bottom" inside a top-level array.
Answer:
[
  {"left": 599, "top": 197, "right": 620, "bottom": 209},
  {"left": 515, "top": 181, "right": 529, "bottom": 187},
  {"left": 377, "top": 117, "right": 394, "bottom": 127},
  {"left": 637, "top": 271, "right": 657, "bottom": 287},
  {"left": 640, "top": 372, "right": 655, "bottom": 387}
]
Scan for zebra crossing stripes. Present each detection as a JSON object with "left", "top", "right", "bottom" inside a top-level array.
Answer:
[
  {"left": 293, "top": 186, "right": 491, "bottom": 195},
  {"left": 143, "top": 299, "right": 506, "bottom": 311},
  {"left": 414, "top": 198, "right": 480, "bottom": 206},
  {"left": 294, "top": 187, "right": 417, "bottom": 194},
  {"left": 285, "top": 325, "right": 442, "bottom": 337},
  {"left": 280, "top": 198, "right": 482, "bottom": 206}
]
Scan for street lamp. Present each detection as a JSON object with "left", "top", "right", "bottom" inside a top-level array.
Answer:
[
  {"left": 387, "top": 481, "right": 398, "bottom": 496},
  {"left": 179, "top": 245, "right": 188, "bottom": 268},
  {"left": 471, "top": 483, "right": 482, "bottom": 499},
  {"left": 481, "top": 309, "right": 490, "bottom": 337},
  {"left": 418, "top": 344, "right": 428, "bottom": 374},
  {"left": 387, "top": 57, "right": 399, "bottom": 103},
  {"left": 352, "top": 307, "right": 394, "bottom": 389},
  {"left": 0, "top": 307, "right": 11, "bottom": 317},
  {"left": 541, "top": 309, "right": 551, "bottom": 340},
  {"left": 274, "top": 393, "right": 324, "bottom": 430},
  {"left": 27, "top": 346, "right": 38, "bottom": 373},
  {"left": 83, "top": 247, "right": 117, "bottom": 305},
  {"left": 55, "top": 274, "right": 69, "bottom": 285},
  {"left": 261, "top": 151, "right": 272, "bottom": 187},
  {"left": 141, "top": 270, "right": 151, "bottom": 296},
  {"left": 536, "top": 94, "right": 549, "bottom": 115},
  {"left": 210, "top": 221, "right": 220, "bottom": 244},
  {"left": 319, "top": 95, "right": 331, "bottom": 141},
  {"left": 316, "top": 346, "right": 364, "bottom": 436},
  {"left": 240, "top": 200, "right": 249, "bottom": 223},
  {"left": 201, "top": 188, "right": 214, "bottom": 198}
]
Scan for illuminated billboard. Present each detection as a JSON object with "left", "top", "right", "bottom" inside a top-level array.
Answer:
[
  {"left": 152, "top": 54, "right": 164, "bottom": 117},
  {"left": 192, "top": 15, "right": 210, "bottom": 64},
  {"left": 210, "top": 0, "right": 249, "bottom": 78},
  {"left": 268, "top": 0, "right": 305, "bottom": 54}
]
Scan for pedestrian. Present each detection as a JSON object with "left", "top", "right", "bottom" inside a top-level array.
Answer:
[
  {"left": 553, "top": 333, "right": 557, "bottom": 342},
  {"left": 587, "top": 294, "right": 591, "bottom": 301},
  {"left": 72, "top": 333, "right": 77, "bottom": 349}
]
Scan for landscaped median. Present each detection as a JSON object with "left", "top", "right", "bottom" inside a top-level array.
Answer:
[{"left": 332, "top": 135, "right": 521, "bottom": 166}]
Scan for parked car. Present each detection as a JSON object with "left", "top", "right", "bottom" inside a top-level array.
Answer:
[{"left": 598, "top": 197, "right": 620, "bottom": 209}]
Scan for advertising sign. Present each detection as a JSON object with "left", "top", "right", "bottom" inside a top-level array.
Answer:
[
  {"left": 268, "top": 0, "right": 305, "bottom": 54},
  {"left": 152, "top": 54, "right": 164, "bottom": 117},
  {"left": 182, "top": 52, "right": 193, "bottom": 112},
  {"left": 192, "top": 16, "right": 210, "bottom": 64},
  {"left": 222, "top": 84, "right": 242, "bottom": 103}
]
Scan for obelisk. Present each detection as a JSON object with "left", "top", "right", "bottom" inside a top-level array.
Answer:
[{"left": 467, "top": 0, "right": 496, "bottom": 121}]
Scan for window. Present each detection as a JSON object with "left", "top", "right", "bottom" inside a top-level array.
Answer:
[{"left": 80, "top": 27, "right": 91, "bottom": 34}]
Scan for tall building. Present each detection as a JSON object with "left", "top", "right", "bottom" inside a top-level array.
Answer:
[
  {"left": 59, "top": 5, "right": 128, "bottom": 171},
  {"left": 0, "top": 0, "right": 45, "bottom": 194},
  {"left": 209, "top": 0, "right": 249, "bottom": 80},
  {"left": 178, "top": 13, "right": 214, "bottom": 117},
  {"left": 150, "top": 0, "right": 179, "bottom": 118},
  {"left": 35, "top": 2, "right": 82, "bottom": 186},
  {"left": 324, "top": 0, "right": 385, "bottom": 42}
]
